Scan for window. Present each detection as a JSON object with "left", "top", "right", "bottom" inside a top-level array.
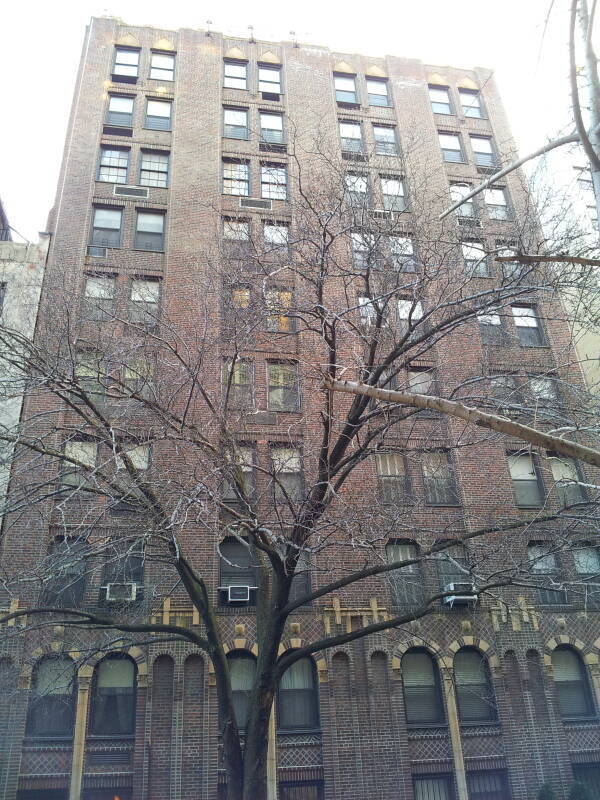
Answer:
[
  {"left": 386, "top": 541, "right": 423, "bottom": 606},
  {"left": 429, "top": 86, "right": 452, "bottom": 114},
  {"left": 345, "top": 173, "right": 368, "bottom": 206},
  {"left": 222, "top": 450, "right": 255, "bottom": 504},
  {"left": 265, "top": 288, "right": 294, "bottom": 332},
  {"left": 268, "top": 362, "right": 299, "bottom": 411},
  {"left": 423, "top": 452, "right": 459, "bottom": 505},
  {"left": 450, "top": 183, "right": 475, "bottom": 217},
  {"left": 103, "top": 539, "right": 144, "bottom": 586},
  {"left": 91, "top": 207, "right": 122, "bottom": 248},
  {"left": 462, "top": 241, "right": 488, "bottom": 277},
  {"left": 478, "top": 309, "right": 504, "bottom": 345},
  {"left": 224, "top": 61, "right": 247, "bottom": 89},
  {"left": 150, "top": 52, "right": 175, "bottom": 81},
  {"left": 130, "top": 278, "right": 160, "bottom": 325},
  {"left": 366, "top": 78, "right": 389, "bottom": 106},
  {"left": 43, "top": 537, "right": 87, "bottom": 608},
  {"left": 485, "top": 187, "right": 509, "bottom": 220},
  {"left": 83, "top": 275, "right": 116, "bottom": 320},
  {"left": 145, "top": 99, "right": 172, "bottom": 131},
  {"left": 260, "top": 112, "right": 284, "bottom": 143},
  {"left": 261, "top": 163, "right": 287, "bottom": 200},
  {"left": 26, "top": 657, "right": 75, "bottom": 737},
  {"left": 373, "top": 125, "right": 398, "bottom": 155},
  {"left": 227, "top": 652, "right": 256, "bottom": 728},
  {"left": 436, "top": 541, "right": 469, "bottom": 589},
  {"left": 63, "top": 440, "right": 97, "bottom": 488},
  {"left": 397, "top": 299, "right": 423, "bottom": 334},
  {"left": 377, "top": 454, "right": 408, "bottom": 503},
  {"left": 134, "top": 211, "right": 165, "bottom": 251},
  {"left": 231, "top": 287, "right": 250, "bottom": 309},
  {"left": 334, "top": 74, "right": 357, "bottom": 104},
  {"left": 107, "top": 95, "right": 134, "bottom": 127},
  {"left": 470, "top": 135, "right": 496, "bottom": 167},
  {"left": 512, "top": 305, "right": 544, "bottom": 346},
  {"left": 528, "top": 542, "right": 565, "bottom": 604},
  {"left": 123, "top": 357, "right": 155, "bottom": 399},
  {"left": 288, "top": 550, "right": 311, "bottom": 604},
  {"left": 223, "top": 360, "right": 253, "bottom": 408},
  {"left": 389, "top": 236, "right": 416, "bottom": 271},
  {"left": 223, "top": 107, "right": 248, "bottom": 139},
  {"left": 259, "top": 65, "right": 281, "bottom": 94},
  {"left": 223, "top": 160, "right": 249, "bottom": 196},
  {"left": 278, "top": 657, "right": 319, "bottom": 730},
  {"left": 279, "top": 782, "right": 324, "bottom": 800},
  {"left": 547, "top": 454, "right": 586, "bottom": 506},
  {"left": 492, "top": 374, "right": 521, "bottom": 409},
  {"left": 572, "top": 765, "right": 600, "bottom": 797},
  {"left": 413, "top": 777, "right": 453, "bottom": 800},
  {"left": 574, "top": 544, "right": 600, "bottom": 576},
  {"left": 139, "top": 150, "right": 169, "bottom": 187},
  {"left": 75, "top": 351, "right": 106, "bottom": 400},
  {"left": 497, "top": 247, "right": 521, "bottom": 280},
  {"left": 407, "top": 367, "right": 433, "bottom": 394},
  {"left": 454, "top": 648, "right": 496, "bottom": 722},
  {"left": 551, "top": 647, "right": 594, "bottom": 718},
  {"left": 358, "top": 295, "right": 378, "bottom": 326},
  {"left": 402, "top": 649, "right": 444, "bottom": 724},
  {"left": 459, "top": 89, "right": 483, "bottom": 118},
  {"left": 116, "top": 443, "right": 150, "bottom": 473},
  {"left": 90, "top": 656, "right": 136, "bottom": 735},
  {"left": 438, "top": 132, "right": 463, "bottom": 163},
  {"left": 351, "top": 232, "right": 374, "bottom": 268},
  {"left": 224, "top": 218, "right": 250, "bottom": 240},
  {"left": 467, "top": 771, "right": 510, "bottom": 800},
  {"left": 98, "top": 147, "right": 129, "bottom": 183},
  {"left": 339, "top": 121, "right": 363, "bottom": 153},
  {"left": 113, "top": 48, "right": 139, "bottom": 80},
  {"left": 271, "top": 446, "right": 303, "bottom": 502},
  {"left": 381, "top": 176, "right": 407, "bottom": 211},
  {"left": 264, "top": 222, "right": 289, "bottom": 249},
  {"left": 508, "top": 453, "right": 543, "bottom": 507}
]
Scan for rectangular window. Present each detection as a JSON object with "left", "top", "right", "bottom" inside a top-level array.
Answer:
[
  {"left": 123, "top": 357, "right": 155, "bottom": 399},
  {"left": 145, "top": 99, "right": 172, "bottom": 131},
  {"left": 334, "top": 74, "right": 357, "bottom": 104},
  {"left": 367, "top": 78, "right": 389, "bottom": 106},
  {"left": 130, "top": 278, "right": 161, "bottom": 325},
  {"left": 407, "top": 367, "right": 433, "bottom": 394},
  {"left": 397, "top": 299, "right": 423, "bottom": 334},
  {"left": 113, "top": 48, "right": 139, "bottom": 80},
  {"left": 224, "top": 107, "right": 248, "bottom": 139},
  {"left": 231, "top": 287, "right": 250, "bottom": 309},
  {"left": 485, "top": 187, "right": 509, "bottom": 219},
  {"left": 497, "top": 246, "right": 522, "bottom": 280},
  {"left": 438, "top": 132, "right": 463, "bottom": 163},
  {"left": 222, "top": 447, "right": 255, "bottom": 503},
  {"left": 373, "top": 125, "right": 398, "bottom": 156},
  {"left": 116, "top": 443, "right": 150, "bottom": 472},
  {"left": 386, "top": 541, "right": 423, "bottom": 607},
  {"left": 339, "top": 121, "right": 363, "bottom": 153},
  {"left": 268, "top": 362, "right": 299, "bottom": 411},
  {"left": 224, "top": 61, "right": 248, "bottom": 89},
  {"left": 134, "top": 211, "right": 165, "bottom": 251},
  {"left": 511, "top": 305, "right": 544, "bottom": 346},
  {"left": 381, "top": 176, "right": 407, "bottom": 211},
  {"left": 75, "top": 351, "right": 106, "bottom": 399},
  {"left": 260, "top": 111, "right": 284, "bottom": 143},
  {"left": 528, "top": 542, "right": 565, "bottom": 604},
  {"left": 271, "top": 446, "right": 303, "bottom": 501},
  {"left": 492, "top": 374, "right": 521, "bottom": 408},
  {"left": 528, "top": 375, "right": 557, "bottom": 401},
  {"left": 422, "top": 451, "right": 459, "bottom": 506},
  {"left": 345, "top": 173, "right": 368, "bottom": 206},
  {"left": 63, "top": 440, "right": 97, "bottom": 487},
  {"left": 467, "top": 771, "right": 510, "bottom": 800},
  {"left": 450, "top": 183, "right": 475, "bottom": 217},
  {"left": 223, "top": 361, "right": 253, "bottom": 408},
  {"left": 478, "top": 309, "right": 504, "bottom": 345},
  {"left": 264, "top": 222, "right": 289, "bottom": 249},
  {"left": 259, "top": 65, "right": 281, "bottom": 94},
  {"left": 107, "top": 95, "right": 134, "bottom": 127},
  {"left": 508, "top": 453, "right": 543, "bottom": 507},
  {"left": 265, "top": 288, "right": 294, "bottom": 332},
  {"left": 91, "top": 207, "right": 122, "bottom": 248},
  {"left": 98, "top": 147, "right": 129, "bottom": 183},
  {"left": 223, "top": 160, "right": 249, "bottom": 196},
  {"left": 470, "top": 135, "right": 496, "bottom": 167},
  {"left": 462, "top": 241, "right": 488, "bottom": 277},
  {"left": 358, "top": 295, "right": 378, "bottom": 325},
  {"left": 389, "top": 236, "right": 415, "bottom": 271},
  {"left": 413, "top": 776, "right": 453, "bottom": 800},
  {"left": 83, "top": 275, "right": 116, "bottom": 320},
  {"left": 224, "top": 218, "right": 250, "bottom": 240},
  {"left": 351, "top": 232, "right": 373, "bottom": 268},
  {"left": 376, "top": 453, "right": 408, "bottom": 503},
  {"left": 459, "top": 89, "right": 483, "bottom": 118},
  {"left": 548, "top": 453, "right": 586, "bottom": 506},
  {"left": 139, "top": 151, "right": 169, "bottom": 187},
  {"left": 429, "top": 86, "right": 452, "bottom": 114},
  {"left": 261, "top": 164, "right": 287, "bottom": 200},
  {"left": 150, "top": 52, "right": 175, "bottom": 81}
]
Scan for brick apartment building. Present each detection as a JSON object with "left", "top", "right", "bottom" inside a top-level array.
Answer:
[{"left": 0, "top": 15, "right": 599, "bottom": 800}]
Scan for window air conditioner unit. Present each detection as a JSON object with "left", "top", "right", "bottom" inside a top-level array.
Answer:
[
  {"left": 240, "top": 198, "right": 272, "bottom": 210},
  {"left": 458, "top": 217, "right": 482, "bottom": 228},
  {"left": 371, "top": 209, "right": 393, "bottom": 220},
  {"left": 443, "top": 582, "right": 477, "bottom": 607},
  {"left": 105, "top": 582, "right": 137, "bottom": 602},
  {"left": 87, "top": 245, "right": 107, "bottom": 257},
  {"left": 114, "top": 185, "right": 149, "bottom": 199},
  {"left": 227, "top": 585, "right": 251, "bottom": 603}
]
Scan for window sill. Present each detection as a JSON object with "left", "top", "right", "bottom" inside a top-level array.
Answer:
[
  {"left": 142, "top": 127, "right": 172, "bottom": 133},
  {"left": 86, "top": 733, "right": 136, "bottom": 741},
  {"left": 563, "top": 716, "right": 598, "bottom": 724},
  {"left": 433, "top": 111, "right": 455, "bottom": 116},
  {"left": 459, "top": 719, "right": 500, "bottom": 728},
  {"left": 24, "top": 735, "right": 75, "bottom": 743},
  {"left": 424, "top": 502, "right": 462, "bottom": 508},
  {"left": 223, "top": 135, "right": 250, "bottom": 141},
  {"left": 406, "top": 722, "right": 448, "bottom": 730},
  {"left": 277, "top": 727, "right": 322, "bottom": 736},
  {"left": 132, "top": 248, "right": 165, "bottom": 253}
]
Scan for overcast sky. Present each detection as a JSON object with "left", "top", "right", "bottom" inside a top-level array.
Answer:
[{"left": 1, "top": 0, "right": 574, "bottom": 240}]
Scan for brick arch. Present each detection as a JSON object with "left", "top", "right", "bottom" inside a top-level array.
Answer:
[
  {"left": 278, "top": 641, "right": 328, "bottom": 684},
  {"left": 208, "top": 643, "right": 258, "bottom": 686},
  {"left": 20, "top": 644, "right": 83, "bottom": 688},
  {"left": 78, "top": 646, "right": 148, "bottom": 686},
  {"left": 116, "top": 33, "right": 140, "bottom": 47},
  {"left": 544, "top": 635, "right": 590, "bottom": 666},
  {"left": 391, "top": 637, "right": 444, "bottom": 675},
  {"left": 447, "top": 637, "right": 500, "bottom": 669}
]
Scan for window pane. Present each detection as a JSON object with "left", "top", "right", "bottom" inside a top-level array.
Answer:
[
  {"left": 109, "top": 96, "right": 134, "bottom": 113},
  {"left": 94, "top": 208, "right": 121, "bottom": 229},
  {"left": 438, "top": 133, "right": 460, "bottom": 149},
  {"left": 147, "top": 100, "right": 171, "bottom": 118},
  {"left": 131, "top": 279, "right": 160, "bottom": 302},
  {"left": 414, "top": 778, "right": 450, "bottom": 800},
  {"left": 137, "top": 213, "right": 164, "bottom": 233},
  {"left": 115, "top": 49, "right": 139, "bottom": 66},
  {"left": 575, "top": 546, "right": 600, "bottom": 574},
  {"left": 91, "top": 657, "right": 136, "bottom": 735},
  {"left": 334, "top": 76, "right": 355, "bottom": 91},
  {"left": 339, "top": 122, "right": 361, "bottom": 139},
  {"left": 224, "top": 109, "right": 247, "bottom": 126},
  {"left": 366, "top": 79, "right": 387, "bottom": 96},
  {"left": 85, "top": 276, "right": 115, "bottom": 299},
  {"left": 471, "top": 136, "right": 493, "bottom": 153}
]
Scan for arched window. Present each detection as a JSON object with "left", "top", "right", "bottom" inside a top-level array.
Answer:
[
  {"left": 90, "top": 655, "right": 137, "bottom": 735},
  {"left": 227, "top": 651, "right": 256, "bottom": 730},
  {"left": 26, "top": 656, "right": 76, "bottom": 737},
  {"left": 277, "top": 657, "right": 319, "bottom": 730},
  {"left": 454, "top": 648, "right": 497, "bottom": 722},
  {"left": 386, "top": 540, "right": 423, "bottom": 607},
  {"left": 551, "top": 646, "right": 594, "bottom": 718},
  {"left": 402, "top": 649, "right": 444, "bottom": 724}
]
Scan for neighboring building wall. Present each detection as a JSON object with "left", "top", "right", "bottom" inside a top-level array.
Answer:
[{"left": 0, "top": 198, "right": 11, "bottom": 243}]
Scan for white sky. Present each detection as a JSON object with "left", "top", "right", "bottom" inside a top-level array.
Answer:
[{"left": 1, "top": 0, "right": 574, "bottom": 240}]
